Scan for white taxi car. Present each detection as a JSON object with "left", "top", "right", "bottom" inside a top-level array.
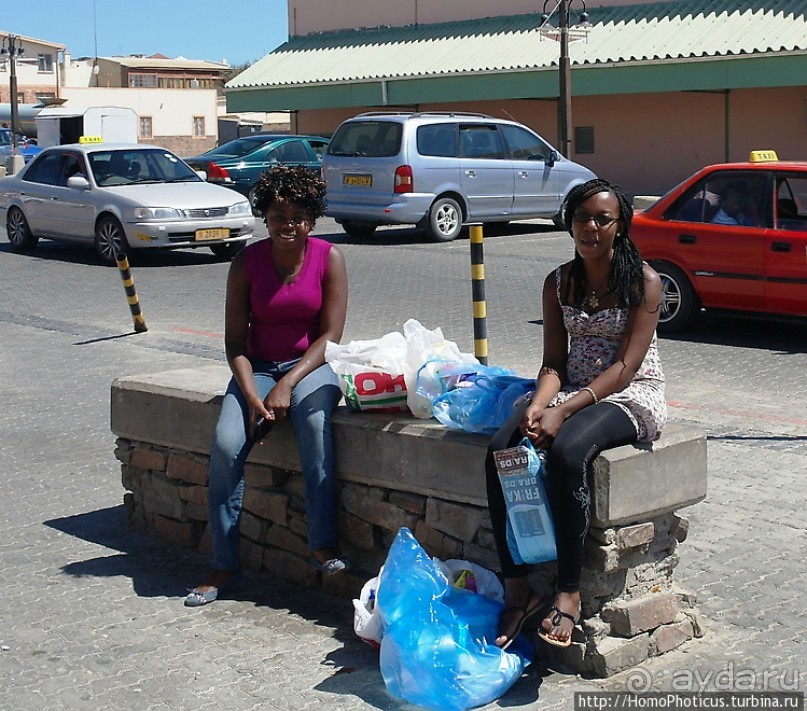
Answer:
[{"left": 0, "top": 143, "right": 255, "bottom": 263}]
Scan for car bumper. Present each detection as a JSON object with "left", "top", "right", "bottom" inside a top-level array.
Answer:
[
  {"left": 325, "top": 193, "right": 435, "bottom": 226},
  {"left": 124, "top": 217, "right": 255, "bottom": 249}
]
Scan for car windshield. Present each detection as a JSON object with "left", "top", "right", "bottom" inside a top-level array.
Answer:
[
  {"left": 202, "top": 136, "right": 283, "bottom": 158},
  {"left": 89, "top": 149, "right": 200, "bottom": 187}
]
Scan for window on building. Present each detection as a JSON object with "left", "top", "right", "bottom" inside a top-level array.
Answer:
[
  {"left": 139, "top": 116, "right": 153, "bottom": 140},
  {"left": 129, "top": 73, "right": 158, "bottom": 88},
  {"left": 38, "top": 54, "right": 54, "bottom": 73},
  {"left": 575, "top": 126, "right": 595, "bottom": 154},
  {"left": 193, "top": 116, "right": 206, "bottom": 138}
]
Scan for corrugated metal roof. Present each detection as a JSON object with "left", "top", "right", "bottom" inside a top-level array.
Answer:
[{"left": 227, "top": 0, "right": 807, "bottom": 89}]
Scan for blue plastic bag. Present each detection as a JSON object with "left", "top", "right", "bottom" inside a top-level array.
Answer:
[
  {"left": 494, "top": 438, "right": 557, "bottom": 564},
  {"left": 432, "top": 367, "right": 534, "bottom": 435},
  {"left": 376, "top": 528, "right": 530, "bottom": 711}
]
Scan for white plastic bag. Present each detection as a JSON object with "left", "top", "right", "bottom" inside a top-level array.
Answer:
[
  {"left": 352, "top": 573, "right": 383, "bottom": 649},
  {"left": 325, "top": 333, "right": 408, "bottom": 412},
  {"left": 402, "top": 319, "right": 479, "bottom": 418},
  {"left": 435, "top": 558, "right": 505, "bottom": 603}
]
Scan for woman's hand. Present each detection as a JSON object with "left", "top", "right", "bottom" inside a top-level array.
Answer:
[
  {"left": 521, "top": 405, "right": 567, "bottom": 449},
  {"left": 262, "top": 379, "right": 293, "bottom": 422}
]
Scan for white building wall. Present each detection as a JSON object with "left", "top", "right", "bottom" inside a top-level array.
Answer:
[{"left": 60, "top": 87, "right": 216, "bottom": 135}]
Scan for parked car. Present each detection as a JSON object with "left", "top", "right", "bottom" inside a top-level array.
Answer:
[
  {"left": 322, "top": 111, "right": 596, "bottom": 241},
  {"left": 0, "top": 143, "right": 255, "bottom": 263},
  {"left": 184, "top": 134, "right": 330, "bottom": 205},
  {"left": 0, "top": 127, "right": 42, "bottom": 164},
  {"left": 632, "top": 150, "right": 807, "bottom": 332}
]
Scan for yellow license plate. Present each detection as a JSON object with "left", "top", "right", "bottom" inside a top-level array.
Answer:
[
  {"left": 344, "top": 174, "right": 372, "bottom": 187},
  {"left": 195, "top": 228, "right": 229, "bottom": 241}
]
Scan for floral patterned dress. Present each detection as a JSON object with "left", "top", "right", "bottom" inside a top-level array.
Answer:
[{"left": 548, "top": 267, "right": 667, "bottom": 442}]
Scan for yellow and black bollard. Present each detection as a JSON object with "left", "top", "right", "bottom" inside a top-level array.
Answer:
[
  {"left": 115, "top": 252, "right": 148, "bottom": 333},
  {"left": 469, "top": 224, "right": 488, "bottom": 364}
]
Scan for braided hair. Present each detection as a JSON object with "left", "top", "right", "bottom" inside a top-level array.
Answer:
[
  {"left": 252, "top": 164, "right": 326, "bottom": 224},
  {"left": 562, "top": 178, "right": 645, "bottom": 308}
]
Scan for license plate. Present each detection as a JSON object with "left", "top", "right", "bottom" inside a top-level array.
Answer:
[
  {"left": 344, "top": 174, "right": 372, "bottom": 187},
  {"left": 195, "top": 228, "right": 229, "bottom": 241}
]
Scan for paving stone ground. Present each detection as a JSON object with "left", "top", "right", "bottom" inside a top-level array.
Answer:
[{"left": 1, "top": 223, "right": 805, "bottom": 710}]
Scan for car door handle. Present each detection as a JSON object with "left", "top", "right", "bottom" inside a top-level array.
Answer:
[
  {"left": 771, "top": 241, "right": 791, "bottom": 253},
  {"left": 464, "top": 169, "right": 476, "bottom": 178},
  {"left": 518, "top": 171, "right": 529, "bottom": 178},
  {"left": 678, "top": 234, "right": 697, "bottom": 244}
]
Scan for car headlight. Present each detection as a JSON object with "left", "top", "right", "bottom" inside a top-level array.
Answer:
[
  {"left": 132, "top": 207, "right": 182, "bottom": 220},
  {"left": 229, "top": 201, "right": 252, "bottom": 216}
]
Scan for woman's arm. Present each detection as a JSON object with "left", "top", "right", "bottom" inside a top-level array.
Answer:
[
  {"left": 522, "top": 270, "right": 568, "bottom": 442},
  {"left": 263, "top": 245, "right": 348, "bottom": 418},
  {"left": 223, "top": 252, "right": 267, "bottom": 423}
]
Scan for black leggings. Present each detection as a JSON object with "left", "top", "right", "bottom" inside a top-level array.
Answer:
[{"left": 485, "top": 400, "right": 637, "bottom": 591}]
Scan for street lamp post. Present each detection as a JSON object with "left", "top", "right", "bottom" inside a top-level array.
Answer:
[
  {"left": 1, "top": 34, "right": 25, "bottom": 153},
  {"left": 540, "top": 1, "right": 590, "bottom": 158}
]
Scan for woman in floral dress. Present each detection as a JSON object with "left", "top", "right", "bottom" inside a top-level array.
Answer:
[{"left": 485, "top": 178, "right": 666, "bottom": 649}]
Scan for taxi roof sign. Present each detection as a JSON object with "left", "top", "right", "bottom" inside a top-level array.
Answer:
[
  {"left": 79, "top": 135, "right": 103, "bottom": 144},
  {"left": 749, "top": 150, "right": 778, "bottom": 162}
]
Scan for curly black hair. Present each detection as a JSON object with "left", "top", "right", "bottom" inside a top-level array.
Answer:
[
  {"left": 561, "top": 178, "right": 646, "bottom": 308},
  {"left": 251, "top": 164, "right": 326, "bottom": 223}
]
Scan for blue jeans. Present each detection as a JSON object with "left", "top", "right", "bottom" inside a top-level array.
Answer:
[{"left": 208, "top": 359, "right": 342, "bottom": 571}]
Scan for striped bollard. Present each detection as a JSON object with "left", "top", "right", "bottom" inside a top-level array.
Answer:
[
  {"left": 115, "top": 253, "right": 148, "bottom": 333},
  {"left": 469, "top": 223, "right": 488, "bottom": 365}
]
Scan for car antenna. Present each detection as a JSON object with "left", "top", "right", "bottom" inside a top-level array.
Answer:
[{"left": 500, "top": 108, "right": 517, "bottom": 122}]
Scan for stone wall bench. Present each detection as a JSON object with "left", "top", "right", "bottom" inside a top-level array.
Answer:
[{"left": 110, "top": 365, "right": 708, "bottom": 678}]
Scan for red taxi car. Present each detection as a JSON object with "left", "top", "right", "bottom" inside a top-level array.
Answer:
[{"left": 632, "top": 151, "right": 807, "bottom": 332}]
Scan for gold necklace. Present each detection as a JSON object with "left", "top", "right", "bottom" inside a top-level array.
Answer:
[
  {"left": 273, "top": 245, "right": 306, "bottom": 282},
  {"left": 584, "top": 274, "right": 611, "bottom": 310}
]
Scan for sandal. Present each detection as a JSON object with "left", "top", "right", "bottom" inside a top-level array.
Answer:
[
  {"left": 496, "top": 594, "right": 543, "bottom": 651},
  {"left": 537, "top": 605, "right": 581, "bottom": 648}
]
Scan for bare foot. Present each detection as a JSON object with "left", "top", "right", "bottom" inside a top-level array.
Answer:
[{"left": 539, "top": 591, "right": 581, "bottom": 646}]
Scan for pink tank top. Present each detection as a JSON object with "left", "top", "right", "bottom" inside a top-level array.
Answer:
[{"left": 243, "top": 237, "right": 333, "bottom": 362}]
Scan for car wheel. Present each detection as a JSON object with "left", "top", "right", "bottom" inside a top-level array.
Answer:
[
  {"left": 342, "top": 220, "right": 377, "bottom": 239},
  {"left": 651, "top": 261, "right": 699, "bottom": 333},
  {"left": 209, "top": 241, "right": 246, "bottom": 260},
  {"left": 552, "top": 211, "right": 567, "bottom": 230},
  {"left": 248, "top": 185, "right": 261, "bottom": 216},
  {"left": 6, "top": 206, "right": 38, "bottom": 251},
  {"left": 423, "top": 197, "right": 462, "bottom": 242},
  {"left": 94, "top": 216, "right": 130, "bottom": 265}
]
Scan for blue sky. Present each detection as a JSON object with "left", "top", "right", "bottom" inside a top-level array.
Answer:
[{"left": 2, "top": 0, "right": 289, "bottom": 67}]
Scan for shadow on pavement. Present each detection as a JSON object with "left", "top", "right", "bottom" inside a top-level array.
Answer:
[{"left": 660, "top": 312, "right": 807, "bottom": 353}]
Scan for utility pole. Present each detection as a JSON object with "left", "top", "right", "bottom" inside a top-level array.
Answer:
[
  {"left": 558, "top": 0, "right": 572, "bottom": 158},
  {"left": 1, "top": 34, "right": 24, "bottom": 153}
]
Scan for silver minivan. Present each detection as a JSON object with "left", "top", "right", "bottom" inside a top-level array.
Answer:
[{"left": 323, "top": 111, "right": 596, "bottom": 241}]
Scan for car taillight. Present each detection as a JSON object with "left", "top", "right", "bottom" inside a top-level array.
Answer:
[
  {"left": 394, "top": 165, "right": 414, "bottom": 193},
  {"left": 205, "top": 162, "right": 231, "bottom": 181}
]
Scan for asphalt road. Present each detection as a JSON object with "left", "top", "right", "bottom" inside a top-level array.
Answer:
[{"left": 1, "top": 218, "right": 806, "bottom": 709}]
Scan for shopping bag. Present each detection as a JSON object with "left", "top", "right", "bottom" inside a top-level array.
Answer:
[
  {"left": 352, "top": 573, "right": 383, "bottom": 649},
  {"left": 403, "top": 319, "right": 479, "bottom": 419},
  {"left": 432, "top": 368, "right": 534, "bottom": 435},
  {"left": 325, "top": 333, "right": 409, "bottom": 412},
  {"left": 376, "top": 528, "right": 529, "bottom": 711},
  {"left": 493, "top": 438, "right": 557, "bottom": 565}
]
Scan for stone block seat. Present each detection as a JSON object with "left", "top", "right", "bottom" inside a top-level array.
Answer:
[{"left": 111, "top": 365, "right": 708, "bottom": 677}]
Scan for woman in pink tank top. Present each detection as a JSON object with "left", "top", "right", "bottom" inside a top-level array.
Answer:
[{"left": 185, "top": 165, "right": 350, "bottom": 607}]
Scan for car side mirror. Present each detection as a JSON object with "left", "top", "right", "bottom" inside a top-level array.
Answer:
[
  {"left": 67, "top": 175, "right": 89, "bottom": 190},
  {"left": 546, "top": 150, "right": 559, "bottom": 168},
  {"left": 195, "top": 170, "right": 207, "bottom": 181}
]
